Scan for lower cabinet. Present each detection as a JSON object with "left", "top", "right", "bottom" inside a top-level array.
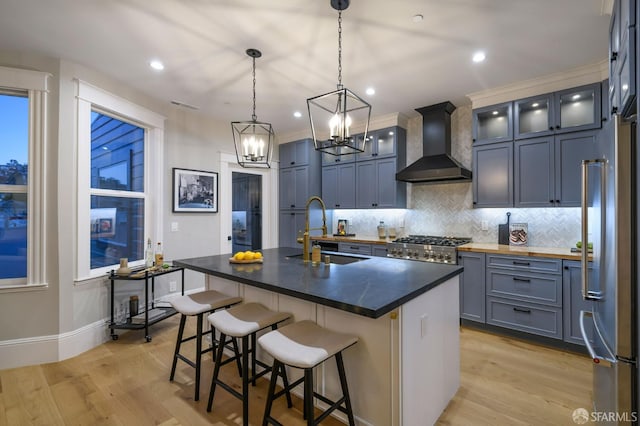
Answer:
[
  {"left": 460, "top": 252, "right": 597, "bottom": 347},
  {"left": 458, "top": 252, "right": 486, "bottom": 323},
  {"left": 485, "top": 254, "right": 563, "bottom": 340},
  {"left": 338, "top": 242, "right": 372, "bottom": 256},
  {"left": 562, "top": 260, "right": 595, "bottom": 346},
  {"left": 372, "top": 246, "right": 388, "bottom": 257}
]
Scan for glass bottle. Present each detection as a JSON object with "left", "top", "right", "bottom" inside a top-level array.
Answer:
[
  {"left": 155, "top": 242, "right": 164, "bottom": 266},
  {"left": 145, "top": 238, "right": 154, "bottom": 267},
  {"left": 377, "top": 221, "right": 386, "bottom": 239}
]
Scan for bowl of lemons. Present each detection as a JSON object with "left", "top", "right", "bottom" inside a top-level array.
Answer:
[{"left": 230, "top": 250, "right": 264, "bottom": 264}]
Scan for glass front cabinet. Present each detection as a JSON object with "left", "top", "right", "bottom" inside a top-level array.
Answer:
[
  {"left": 472, "top": 102, "right": 513, "bottom": 145},
  {"left": 514, "top": 83, "right": 602, "bottom": 139}
]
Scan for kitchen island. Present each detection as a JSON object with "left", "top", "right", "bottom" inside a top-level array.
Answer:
[{"left": 174, "top": 247, "right": 463, "bottom": 426}]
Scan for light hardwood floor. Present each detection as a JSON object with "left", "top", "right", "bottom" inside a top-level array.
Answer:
[{"left": 0, "top": 317, "right": 592, "bottom": 425}]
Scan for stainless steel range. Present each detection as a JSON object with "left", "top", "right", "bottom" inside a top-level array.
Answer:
[{"left": 387, "top": 235, "right": 472, "bottom": 264}]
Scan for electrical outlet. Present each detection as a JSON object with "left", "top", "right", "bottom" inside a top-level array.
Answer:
[
  {"left": 171, "top": 222, "right": 179, "bottom": 232},
  {"left": 169, "top": 281, "right": 177, "bottom": 292},
  {"left": 481, "top": 220, "right": 489, "bottom": 231}
]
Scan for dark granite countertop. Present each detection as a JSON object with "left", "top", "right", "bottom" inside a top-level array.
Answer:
[{"left": 174, "top": 247, "right": 462, "bottom": 319}]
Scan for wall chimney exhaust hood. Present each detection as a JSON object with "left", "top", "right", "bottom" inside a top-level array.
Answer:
[{"left": 396, "top": 101, "right": 472, "bottom": 184}]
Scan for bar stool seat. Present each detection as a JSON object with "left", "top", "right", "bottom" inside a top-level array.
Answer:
[
  {"left": 258, "top": 320, "right": 358, "bottom": 426},
  {"left": 207, "top": 302, "right": 292, "bottom": 426},
  {"left": 169, "top": 290, "right": 242, "bottom": 401}
]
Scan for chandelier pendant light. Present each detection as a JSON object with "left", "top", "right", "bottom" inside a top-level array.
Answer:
[
  {"left": 307, "top": 0, "right": 371, "bottom": 156},
  {"left": 232, "top": 48, "right": 274, "bottom": 168}
]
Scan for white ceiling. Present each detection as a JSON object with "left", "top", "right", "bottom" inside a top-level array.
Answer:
[{"left": 0, "top": 0, "right": 611, "bottom": 134}]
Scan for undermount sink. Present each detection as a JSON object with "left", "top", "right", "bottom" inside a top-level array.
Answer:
[{"left": 286, "top": 252, "right": 367, "bottom": 265}]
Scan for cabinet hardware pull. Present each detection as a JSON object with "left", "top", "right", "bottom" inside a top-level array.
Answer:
[
  {"left": 350, "top": 246, "right": 359, "bottom": 250},
  {"left": 513, "top": 277, "right": 531, "bottom": 283},
  {"left": 512, "top": 261, "right": 530, "bottom": 266},
  {"left": 549, "top": 199, "right": 554, "bottom": 203},
  {"left": 290, "top": 161, "right": 295, "bottom": 165},
  {"left": 555, "top": 199, "right": 560, "bottom": 203},
  {"left": 549, "top": 126, "right": 554, "bottom": 131},
  {"left": 611, "top": 51, "right": 618, "bottom": 61},
  {"left": 513, "top": 307, "right": 531, "bottom": 314},
  {"left": 290, "top": 204, "right": 295, "bottom": 208},
  {"left": 555, "top": 125, "right": 560, "bottom": 129}
]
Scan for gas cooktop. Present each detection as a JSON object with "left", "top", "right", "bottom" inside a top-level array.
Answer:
[
  {"left": 391, "top": 235, "right": 472, "bottom": 246},
  {"left": 387, "top": 235, "right": 472, "bottom": 264}
]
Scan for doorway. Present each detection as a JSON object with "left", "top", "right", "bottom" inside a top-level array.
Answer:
[{"left": 232, "top": 172, "right": 262, "bottom": 253}]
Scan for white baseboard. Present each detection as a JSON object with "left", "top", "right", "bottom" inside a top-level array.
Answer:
[
  {"left": 0, "top": 287, "right": 205, "bottom": 370},
  {"left": 0, "top": 319, "right": 110, "bottom": 370}
]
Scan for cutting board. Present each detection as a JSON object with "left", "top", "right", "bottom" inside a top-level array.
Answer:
[{"left": 498, "top": 212, "right": 511, "bottom": 245}]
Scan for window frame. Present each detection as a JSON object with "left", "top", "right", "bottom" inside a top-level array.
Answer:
[
  {"left": 0, "top": 66, "right": 49, "bottom": 290},
  {"left": 76, "top": 80, "right": 165, "bottom": 280}
]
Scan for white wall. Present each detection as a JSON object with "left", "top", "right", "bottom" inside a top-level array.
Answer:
[{"left": 0, "top": 51, "right": 241, "bottom": 368}]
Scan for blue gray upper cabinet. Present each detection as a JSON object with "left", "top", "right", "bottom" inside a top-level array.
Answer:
[
  {"left": 472, "top": 142, "right": 513, "bottom": 208},
  {"left": 279, "top": 138, "right": 311, "bottom": 167},
  {"left": 321, "top": 147, "right": 356, "bottom": 165},
  {"left": 514, "top": 93, "right": 554, "bottom": 139},
  {"left": 322, "top": 163, "right": 356, "bottom": 209},
  {"left": 357, "top": 127, "right": 400, "bottom": 161},
  {"left": 552, "top": 83, "right": 602, "bottom": 134},
  {"left": 472, "top": 102, "right": 513, "bottom": 145},
  {"left": 512, "top": 83, "right": 602, "bottom": 140},
  {"left": 609, "top": 0, "right": 636, "bottom": 117}
]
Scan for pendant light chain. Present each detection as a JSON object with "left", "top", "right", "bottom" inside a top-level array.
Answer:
[
  {"left": 251, "top": 55, "right": 257, "bottom": 121},
  {"left": 337, "top": 10, "right": 343, "bottom": 89}
]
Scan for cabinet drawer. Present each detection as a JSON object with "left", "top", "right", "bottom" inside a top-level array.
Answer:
[
  {"left": 371, "top": 246, "right": 388, "bottom": 257},
  {"left": 486, "top": 255, "right": 561, "bottom": 274},
  {"left": 486, "top": 269, "right": 561, "bottom": 306},
  {"left": 486, "top": 297, "right": 562, "bottom": 339},
  {"left": 338, "top": 242, "right": 372, "bottom": 255}
]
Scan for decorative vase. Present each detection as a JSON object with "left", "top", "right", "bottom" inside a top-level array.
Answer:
[{"left": 116, "top": 258, "right": 132, "bottom": 276}]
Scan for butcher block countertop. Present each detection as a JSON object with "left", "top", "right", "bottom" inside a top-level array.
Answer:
[{"left": 458, "top": 243, "right": 586, "bottom": 261}]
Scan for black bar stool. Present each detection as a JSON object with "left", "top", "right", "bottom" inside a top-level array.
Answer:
[
  {"left": 207, "top": 302, "right": 292, "bottom": 426},
  {"left": 258, "top": 320, "right": 358, "bottom": 426},
  {"left": 169, "top": 290, "right": 242, "bottom": 401}
]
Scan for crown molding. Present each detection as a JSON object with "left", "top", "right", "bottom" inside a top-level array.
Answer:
[{"left": 466, "top": 60, "right": 608, "bottom": 108}]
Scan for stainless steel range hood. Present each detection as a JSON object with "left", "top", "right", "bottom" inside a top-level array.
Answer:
[{"left": 396, "top": 101, "right": 472, "bottom": 184}]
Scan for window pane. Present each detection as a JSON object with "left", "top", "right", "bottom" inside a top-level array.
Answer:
[
  {"left": 0, "top": 93, "right": 28, "bottom": 185},
  {"left": 91, "top": 112, "right": 144, "bottom": 192},
  {"left": 90, "top": 196, "right": 144, "bottom": 269},
  {"left": 0, "top": 193, "right": 27, "bottom": 279}
]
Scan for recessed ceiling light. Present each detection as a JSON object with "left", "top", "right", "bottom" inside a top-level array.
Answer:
[
  {"left": 572, "top": 94, "right": 581, "bottom": 100},
  {"left": 293, "top": 111, "right": 302, "bottom": 118},
  {"left": 149, "top": 60, "right": 165, "bottom": 71},
  {"left": 412, "top": 14, "right": 424, "bottom": 23},
  {"left": 366, "top": 87, "right": 375, "bottom": 96},
  {"left": 472, "top": 51, "right": 486, "bottom": 63}
]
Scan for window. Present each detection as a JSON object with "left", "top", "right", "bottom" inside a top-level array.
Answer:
[
  {"left": 76, "top": 81, "right": 164, "bottom": 279},
  {"left": 0, "top": 92, "right": 28, "bottom": 282},
  {"left": 0, "top": 66, "right": 48, "bottom": 289},
  {"left": 90, "top": 112, "right": 145, "bottom": 269}
]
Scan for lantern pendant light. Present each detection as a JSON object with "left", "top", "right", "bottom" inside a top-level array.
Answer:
[
  {"left": 231, "top": 48, "right": 274, "bottom": 168},
  {"left": 307, "top": 0, "right": 371, "bottom": 156}
]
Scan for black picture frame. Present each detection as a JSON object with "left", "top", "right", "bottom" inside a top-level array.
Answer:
[{"left": 172, "top": 168, "right": 218, "bottom": 213}]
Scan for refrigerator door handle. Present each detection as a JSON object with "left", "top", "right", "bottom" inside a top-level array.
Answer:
[
  {"left": 580, "top": 158, "right": 606, "bottom": 300},
  {"left": 580, "top": 310, "right": 616, "bottom": 366}
]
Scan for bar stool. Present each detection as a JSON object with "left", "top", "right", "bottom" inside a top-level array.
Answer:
[
  {"left": 207, "top": 302, "right": 292, "bottom": 426},
  {"left": 258, "top": 320, "right": 358, "bottom": 426},
  {"left": 169, "top": 290, "right": 242, "bottom": 401}
]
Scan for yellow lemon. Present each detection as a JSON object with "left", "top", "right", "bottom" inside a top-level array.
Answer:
[
  {"left": 234, "top": 252, "right": 245, "bottom": 261},
  {"left": 244, "top": 251, "right": 255, "bottom": 260},
  {"left": 253, "top": 252, "right": 262, "bottom": 259}
]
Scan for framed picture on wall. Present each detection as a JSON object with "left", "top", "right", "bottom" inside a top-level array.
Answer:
[{"left": 172, "top": 168, "right": 218, "bottom": 212}]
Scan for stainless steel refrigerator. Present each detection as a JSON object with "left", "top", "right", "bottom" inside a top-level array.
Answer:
[{"left": 580, "top": 113, "right": 637, "bottom": 423}]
